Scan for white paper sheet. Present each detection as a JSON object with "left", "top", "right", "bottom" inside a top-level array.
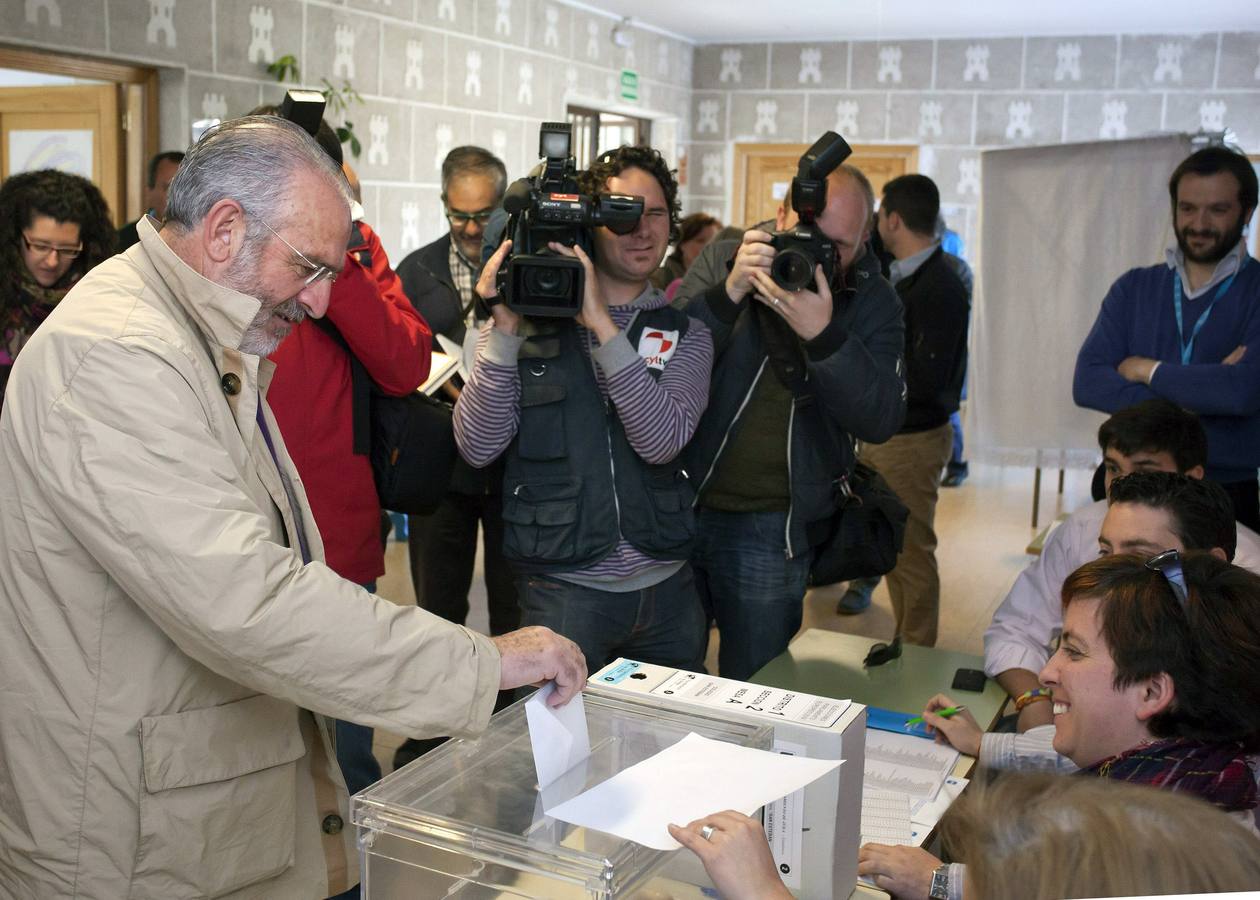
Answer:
[
  {"left": 909, "top": 775, "right": 968, "bottom": 836},
  {"left": 418, "top": 350, "right": 460, "bottom": 396},
  {"left": 435, "top": 333, "right": 471, "bottom": 383},
  {"left": 544, "top": 732, "right": 842, "bottom": 850},
  {"left": 860, "top": 788, "right": 913, "bottom": 847},
  {"left": 863, "top": 728, "right": 959, "bottom": 802},
  {"left": 524, "top": 683, "right": 590, "bottom": 788}
]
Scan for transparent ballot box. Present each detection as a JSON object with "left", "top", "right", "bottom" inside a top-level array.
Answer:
[{"left": 353, "top": 692, "right": 774, "bottom": 899}]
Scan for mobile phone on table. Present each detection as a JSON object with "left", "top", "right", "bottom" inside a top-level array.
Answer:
[{"left": 951, "top": 667, "right": 987, "bottom": 692}]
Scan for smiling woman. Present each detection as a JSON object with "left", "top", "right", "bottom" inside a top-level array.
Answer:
[
  {"left": 858, "top": 550, "right": 1260, "bottom": 899},
  {"left": 0, "top": 168, "right": 115, "bottom": 404}
]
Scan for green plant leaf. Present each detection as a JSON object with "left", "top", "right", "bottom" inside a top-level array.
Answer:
[{"left": 267, "top": 53, "right": 300, "bottom": 83}]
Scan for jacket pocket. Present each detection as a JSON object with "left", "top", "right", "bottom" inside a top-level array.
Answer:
[
  {"left": 133, "top": 694, "right": 305, "bottom": 899},
  {"left": 646, "top": 471, "right": 697, "bottom": 553},
  {"left": 517, "top": 384, "right": 567, "bottom": 461},
  {"left": 502, "top": 476, "right": 581, "bottom": 561}
]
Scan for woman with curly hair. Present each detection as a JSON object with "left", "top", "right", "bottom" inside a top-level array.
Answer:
[{"left": 0, "top": 168, "right": 116, "bottom": 402}]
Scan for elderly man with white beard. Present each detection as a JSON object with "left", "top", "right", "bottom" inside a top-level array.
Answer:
[{"left": 0, "top": 115, "right": 584, "bottom": 900}]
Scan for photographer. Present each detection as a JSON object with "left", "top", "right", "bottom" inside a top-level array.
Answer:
[
  {"left": 453, "top": 144, "right": 714, "bottom": 674},
  {"left": 679, "top": 161, "right": 906, "bottom": 679}
]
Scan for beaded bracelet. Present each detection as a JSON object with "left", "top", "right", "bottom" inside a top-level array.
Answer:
[{"left": 1015, "top": 687, "right": 1052, "bottom": 712}]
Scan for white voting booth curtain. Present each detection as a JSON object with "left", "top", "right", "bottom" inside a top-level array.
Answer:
[{"left": 969, "top": 134, "right": 1192, "bottom": 469}]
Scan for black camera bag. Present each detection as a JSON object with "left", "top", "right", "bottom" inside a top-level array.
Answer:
[{"left": 754, "top": 300, "right": 907, "bottom": 586}]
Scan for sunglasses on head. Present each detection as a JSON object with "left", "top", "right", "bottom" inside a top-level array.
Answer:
[{"left": 1145, "top": 549, "right": 1189, "bottom": 611}]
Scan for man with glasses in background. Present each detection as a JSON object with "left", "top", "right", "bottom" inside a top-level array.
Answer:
[{"left": 393, "top": 146, "right": 520, "bottom": 770}]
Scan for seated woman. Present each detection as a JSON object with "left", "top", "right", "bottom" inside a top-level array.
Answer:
[
  {"left": 674, "top": 772, "right": 1260, "bottom": 900},
  {"left": 0, "top": 168, "right": 115, "bottom": 405},
  {"left": 860, "top": 550, "right": 1260, "bottom": 898}
]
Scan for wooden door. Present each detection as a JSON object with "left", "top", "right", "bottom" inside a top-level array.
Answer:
[
  {"left": 732, "top": 142, "right": 920, "bottom": 227},
  {"left": 0, "top": 84, "right": 124, "bottom": 225}
]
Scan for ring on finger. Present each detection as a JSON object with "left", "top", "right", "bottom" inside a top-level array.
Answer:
[
  {"left": 772, "top": 296, "right": 781, "bottom": 307},
  {"left": 700, "top": 824, "right": 716, "bottom": 841}
]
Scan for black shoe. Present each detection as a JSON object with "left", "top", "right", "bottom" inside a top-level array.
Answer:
[{"left": 941, "top": 464, "right": 969, "bottom": 488}]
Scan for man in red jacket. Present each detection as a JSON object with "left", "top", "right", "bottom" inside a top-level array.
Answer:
[{"left": 268, "top": 143, "right": 431, "bottom": 814}]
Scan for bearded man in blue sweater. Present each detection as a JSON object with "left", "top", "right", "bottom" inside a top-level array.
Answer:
[{"left": 1075, "top": 146, "right": 1260, "bottom": 532}]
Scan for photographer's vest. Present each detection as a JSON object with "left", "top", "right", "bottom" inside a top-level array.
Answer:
[{"left": 501, "top": 308, "right": 696, "bottom": 574}]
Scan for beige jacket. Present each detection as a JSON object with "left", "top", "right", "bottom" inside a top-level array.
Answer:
[{"left": 0, "top": 219, "right": 501, "bottom": 899}]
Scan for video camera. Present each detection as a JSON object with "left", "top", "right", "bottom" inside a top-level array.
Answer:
[
  {"left": 770, "top": 131, "right": 853, "bottom": 291},
  {"left": 494, "top": 123, "right": 644, "bottom": 317}
]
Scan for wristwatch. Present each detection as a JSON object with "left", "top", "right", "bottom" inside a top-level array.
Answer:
[{"left": 928, "top": 863, "right": 952, "bottom": 900}]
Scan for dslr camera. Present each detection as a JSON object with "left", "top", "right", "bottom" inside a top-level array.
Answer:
[
  {"left": 770, "top": 131, "right": 853, "bottom": 291},
  {"left": 495, "top": 123, "right": 644, "bottom": 317}
]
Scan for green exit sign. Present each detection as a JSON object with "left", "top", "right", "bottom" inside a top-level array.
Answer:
[{"left": 620, "top": 69, "right": 639, "bottom": 102}]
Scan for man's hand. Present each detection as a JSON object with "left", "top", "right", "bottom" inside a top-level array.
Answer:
[
  {"left": 1224, "top": 345, "right": 1247, "bottom": 365},
  {"left": 858, "top": 844, "right": 941, "bottom": 900},
  {"left": 749, "top": 264, "right": 833, "bottom": 341},
  {"left": 668, "top": 811, "right": 793, "bottom": 900},
  {"left": 1118, "top": 355, "right": 1157, "bottom": 384},
  {"left": 548, "top": 242, "right": 618, "bottom": 344},
  {"left": 476, "top": 239, "right": 522, "bottom": 336},
  {"left": 922, "top": 692, "right": 983, "bottom": 757},
  {"left": 724, "top": 229, "right": 776, "bottom": 304},
  {"left": 491, "top": 626, "right": 587, "bottom": 706}
]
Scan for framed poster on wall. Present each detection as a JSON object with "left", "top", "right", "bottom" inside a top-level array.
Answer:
[{"left": 7, "top": 128, "right": 94, "bottom": 176}]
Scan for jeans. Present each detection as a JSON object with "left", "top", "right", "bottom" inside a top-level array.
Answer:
[
  {"left": 517, "top": 564, "right": 707, "bottom": 675},
  {"left": 692, "top": 508, "right": 812, "bottom": 681},
  {"left": 947, "top": 410, "right": 966, "bottom": 473}
]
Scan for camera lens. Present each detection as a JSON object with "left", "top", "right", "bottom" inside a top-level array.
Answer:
[
  {"left": 524, "top": 265, "right": 572, "bottom": 299},
  {"left": 772, "top": 249, "right": 814, "bottom": 291}
]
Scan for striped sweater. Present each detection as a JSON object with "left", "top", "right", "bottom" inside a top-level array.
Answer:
[{"left": 453, "top": 286, "right": 713, "bottom": 584}]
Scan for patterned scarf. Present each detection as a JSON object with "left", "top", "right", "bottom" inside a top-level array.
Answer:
[
  {"left": 3, "top": 267, "right": 75, "bottom": 359},
  {"left": 1080, "top": 737, "right": 1258, "bottom": 812}
]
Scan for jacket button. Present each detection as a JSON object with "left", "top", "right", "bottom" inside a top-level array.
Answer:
[
  {"left": 221, "top": 373, "right": 241, "bottom": 396},
  {"left": 322, "top": 814, "right": 344, "bottom": 835}
]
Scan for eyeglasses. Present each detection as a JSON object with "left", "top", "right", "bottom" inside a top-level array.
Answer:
[
  {"left": 1145, "top": 549, "right": 1189, "bottom": 610},
  {"left": 254, "top": 215, "right": 336, "bottom": 286},
  {"left": 22, "top": 233, "right": 83, "bottom": 260},
  {"left": 445, "top": 208, "right": 494, "bottom": 227}
]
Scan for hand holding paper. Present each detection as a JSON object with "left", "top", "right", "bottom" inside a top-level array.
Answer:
[{"left": 525, "top": 683, "right": 591, "bottom": 788}]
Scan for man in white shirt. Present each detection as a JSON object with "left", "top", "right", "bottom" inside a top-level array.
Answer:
[{"left": 984, "top": 399, "right": 1260, "bottom": 730}]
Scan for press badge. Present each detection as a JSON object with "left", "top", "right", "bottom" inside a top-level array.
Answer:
[{"left": 637, "top": 329, "right": 679, "bottom": 371}]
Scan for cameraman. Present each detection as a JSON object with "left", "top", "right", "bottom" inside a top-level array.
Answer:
[
  {"left": 679, "top": 164, "right": 906, "bottom": 679},
  {"left": 453, "top": 146, "right": 714, "bottom": 674}
]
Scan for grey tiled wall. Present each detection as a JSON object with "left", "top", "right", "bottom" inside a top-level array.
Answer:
[
  {"left": 7, "top": 2, "right": 1260, "bottom": 267},
  {"left": 688, "top": 32, "right": 1260, "bottom": 258},
  {"left": 1, "top": 0, "right": 693, "bottom": 266}
]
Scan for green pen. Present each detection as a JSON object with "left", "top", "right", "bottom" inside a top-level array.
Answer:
[{"left": 905, "top": 705, "right": 966, "bottom": 728}]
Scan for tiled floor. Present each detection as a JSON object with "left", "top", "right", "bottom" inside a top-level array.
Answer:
[{"left": 368, "top": 461, "right": 1097, "bottom": 774}]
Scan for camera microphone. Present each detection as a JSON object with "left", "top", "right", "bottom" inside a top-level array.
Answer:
[{"left": 503, "top": 179, "right": 532, "bottom": 216}]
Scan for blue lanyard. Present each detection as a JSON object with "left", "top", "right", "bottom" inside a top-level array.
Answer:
[{"left": 1172, "top": 266, "right": 1241, "bottom": 365}]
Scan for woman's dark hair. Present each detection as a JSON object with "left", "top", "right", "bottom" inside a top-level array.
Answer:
[
  {"left": 0, "top": 168, "right": 116, "bottom": 296},
  {"left": 579, "top": 144, "right": 681, "bottom": 243},
  {"left": 677, "top": 212, "right": 720, "bottom": 245},
  {"left": 1062, "top": 553, "right": 1260, "bottom": 747}
]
